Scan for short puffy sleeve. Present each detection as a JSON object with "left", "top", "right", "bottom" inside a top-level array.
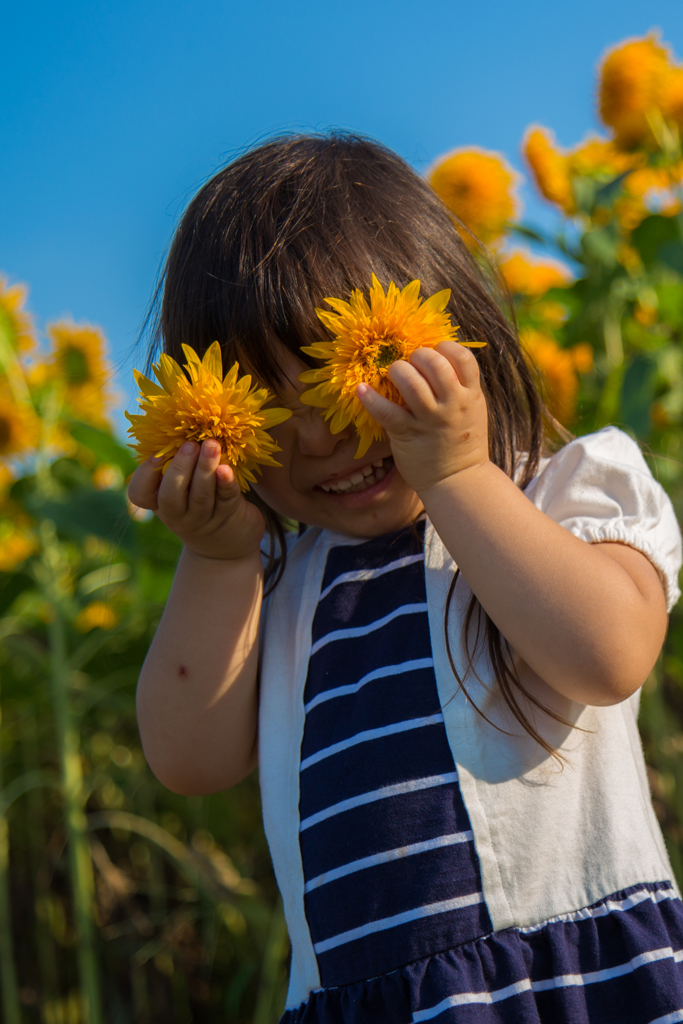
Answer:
[{"left": 524, "top": 426, "right": 682, "bottom": 611}]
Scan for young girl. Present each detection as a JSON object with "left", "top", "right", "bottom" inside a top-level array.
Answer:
[{"left": 129, "top": 133, "right": 683, "bottom": 1023}]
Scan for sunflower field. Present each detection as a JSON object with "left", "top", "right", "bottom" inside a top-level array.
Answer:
[{"left": 0, "top": 28, "right": 683, "bottom": 1024}]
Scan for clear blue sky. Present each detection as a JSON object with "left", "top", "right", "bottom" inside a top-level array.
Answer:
[{"left": 2, "top": 0, "right": 683, "bottom": 434}]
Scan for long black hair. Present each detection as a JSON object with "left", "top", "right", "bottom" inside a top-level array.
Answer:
[{"left": 143, "top": 131, "right": 569, "bottom": 756}]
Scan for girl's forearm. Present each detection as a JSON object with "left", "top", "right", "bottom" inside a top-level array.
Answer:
[
  {"left": 420, "top": 462, "right": 667, "bottom": 705},
  {"left": 136, "top": 547, "right": 262, "bottom": 794}
]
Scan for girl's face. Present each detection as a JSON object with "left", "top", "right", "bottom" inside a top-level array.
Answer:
[{"left": 253, "top": 348, "right": 423, "bottom": 538}]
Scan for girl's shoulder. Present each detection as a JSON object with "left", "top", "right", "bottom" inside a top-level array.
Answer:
[{"left": 524, "top": 426, "right": 682, "bottom": 611}]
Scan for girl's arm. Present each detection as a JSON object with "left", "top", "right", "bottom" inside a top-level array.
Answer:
[
  {"left": 129, "top": 440, "right": 265, "bottom": 794},
  {"left": 357, "top": 344, "right": 668, "bottom": 707}
]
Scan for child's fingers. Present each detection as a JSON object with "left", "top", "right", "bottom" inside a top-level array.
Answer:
[
  {"left": 408, "top": 347, "right": 459, "bottom": 402},
  {"left": 356, "top": 382, "right": 413, "bottom": 432},
  {"left": 127, "top": 457, "right": 164, "bottom": 510},
  {"left": 385, "top": 359, "right": 438, "bottom": 415},
  {"left": 435, "top": 341, "right": 481, "bottom": 389},
  {"left": 157, "top": 441, "right": 200, "bottom": 518},
  {"left": 215, "top": 464, "right": 243, "bottom": 507},
  {"left": 187, "top": 440, "right": 221, "bottom": 515}
]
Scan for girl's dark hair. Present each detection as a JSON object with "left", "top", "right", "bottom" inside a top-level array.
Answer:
[{"left": 144, "top": 131, "right": 568, "bottom": 757}]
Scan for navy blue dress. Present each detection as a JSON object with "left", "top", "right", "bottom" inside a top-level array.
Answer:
[{"left": 280, "top": 521, "right": 683, "bottom": 1023}]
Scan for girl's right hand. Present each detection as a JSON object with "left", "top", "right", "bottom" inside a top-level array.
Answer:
[{"left": 127, "top": 439, "right": 266, "bottom": 561}]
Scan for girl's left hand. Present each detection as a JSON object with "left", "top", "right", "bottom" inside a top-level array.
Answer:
[{"left": 356, "top": 341, "right": 489, "bottom": 495}]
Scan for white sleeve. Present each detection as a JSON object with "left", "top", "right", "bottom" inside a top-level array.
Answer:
[{"left": 524, "top": 426, "right": 682, "bottom": 611}]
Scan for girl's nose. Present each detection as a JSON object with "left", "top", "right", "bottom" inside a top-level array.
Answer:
[{"left": 296, "top": 409, "right": 354, "bottom": 457}]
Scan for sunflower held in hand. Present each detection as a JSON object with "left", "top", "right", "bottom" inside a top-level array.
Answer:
[
  {"left": 299, "top": 275, "right": 485, "bottom": 458},
  {"left": 126, "top": 342, "right": 292, "bottom": 491}
]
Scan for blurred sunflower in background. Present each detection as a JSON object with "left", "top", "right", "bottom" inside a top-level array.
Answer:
[
  {"left": 427, "top": 148, "right": 520, "bottom": 245},
  {"left": 0, "top": 384, "right": 41, "bottom": 459},
  {"left": 46, "top": 321, "right": 113, "bottom": 425},
  {"left": 0, "top": 276, "right": 37, "bottom": 354}
]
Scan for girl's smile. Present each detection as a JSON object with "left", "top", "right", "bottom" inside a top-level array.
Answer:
[{"left": 252, "top": 350, "right": 422, "bottom": 537}]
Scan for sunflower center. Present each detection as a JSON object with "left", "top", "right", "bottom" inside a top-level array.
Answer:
[
  {"left": 61, "top": 345, "right": 90, "bottom": 385},
  {"left": 372, "top": 339, "right": 403, "bottom": 371}
]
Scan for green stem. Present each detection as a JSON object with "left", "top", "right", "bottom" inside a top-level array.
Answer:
[
  {"left": 603, "top": 305, "right": 624, "bottom": 368},
  {"left": 22, "top": 719, "right": 60, "bottom": 1017},
  {"left": 252, "top": 899, "right": 288, "bottom": 1024},
  {"left": 0, "top": 688, "right": 21, "bottom": 1024},
  {"left": 42, "top": 527, "right": 103, "bottom": 1024}
]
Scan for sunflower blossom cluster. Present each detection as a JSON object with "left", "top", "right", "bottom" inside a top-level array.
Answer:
[
  {"left": 0, "top": 276, "right": 36, "bottom": 354},
  {"left": 598, "top": 34, "right": 680, "bottom": 149},
  {"left": 46, "top": 322, "right": 113, "bottom": 427},
  {"left": 427, "top": 148, "right": 519, "bottom": 246},
  {"left": 299, "top": 276, "right": 485, "bottom": 459},
  {"left": 126, "top": 342, "right": 292, "bottom": 491},
  {"left": 521, "top": 330, "right": 593, "bottom": 426}
]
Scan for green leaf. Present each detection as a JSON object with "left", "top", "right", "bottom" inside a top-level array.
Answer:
[
  {"left": 594, "top": 172, "right": 631, "bottom": 206},
  {"left": 657, "top": 242, "right": 683, "bottom": 276},
  {"left": 573, "top": 177, "right": 599, "bottom": 215},
  {"left": 26, "top": 489, "right": 137, "bottom": 552},
  {"left": 619, "top": 354, "right": 657, "bottom": 438},
  {"left": 0, "top": 572, "right": 34, "bottom": 617},
  {"left": 582, "top": 227, "right": 618, "bottom": 268},
  {"left": 509, "top": 223, "right": 548, "bottom": 244},
  {"left": 631, "top": 215, "right": 681, "bottom": 268},
  {"left": 656, "top": 283, "right": 683, "bottom": 328},
  {"left": 69, "top": 421, "right": 137, "bottom": 476}
]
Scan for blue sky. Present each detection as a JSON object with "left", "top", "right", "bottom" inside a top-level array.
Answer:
[{"left": 2, "top": 0, "right": 683, "bottom": 435}]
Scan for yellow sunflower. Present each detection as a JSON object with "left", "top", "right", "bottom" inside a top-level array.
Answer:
[
  {"left": 75, "top": 601, "right": 119, "bottom": 633},
  {"left": 47, "top": 321, "right": 112, "bottom": 425},
  {"left": 427, "top": 148, "right": 519, "bottom": 245},
  {"left": 499, "top": 250, "right": 572, "bottom": 297},
  {"left": 0, "top": 387, "right": 41, "bottom": 459},
  {"left": 0, "top": 276, "right": 36, "bottom": 354},
  {"left": 0, "top": 521, "right": 36, "bottom": 572},
  {"left": 521, "top": 329, "right": 579, "bottom": 425},
  {"left": 523, "top": 127, "right": 575, "bottom": 215},
  {"left": 661, "top": 67, "right": 683, "bottom": 129},
  {"left": 598, "top": 34, "right": 672, "bottom": 149},
  {"left": 299, "top": 275, "right": 485, "bottom": 459},
  {"left": 126, "top": 341, "right": 292, "bottom": 491}
]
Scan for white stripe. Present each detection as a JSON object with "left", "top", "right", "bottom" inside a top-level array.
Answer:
[
  {"left": 414, "top": 944, "right": 683, "bottom": 1021},
  {"left": 314, "top": 892, "right": 484, "bottom": 954},
  {"left": 299, "top": 772, "right": 458, "bottom": 832},
  {"left": 648, "top": 1011, "right": 683, "bottom": 1024},
  {"left": 519, "top": 885, "right": 676, "bottom": 933},
  {"left": 300, "top": 714, "right": 444, "bottom": 771},
  {"left": 304, "top": 658, "right": 434, "bottom": 713},
  {"left": 319, "top": 553, "right": 424, "bottom": 602},
  {"left": 415, "top": 979, "right": 533, "bottom": 1017},
  {"left": 310, "top": 603, "right": 427, "bottom": 656},
  {"left": 533, "top": 945, "right": 681, "bottom": 990},
  {"left": 304, "top": 830, "right": 473, "bottom": 892}
]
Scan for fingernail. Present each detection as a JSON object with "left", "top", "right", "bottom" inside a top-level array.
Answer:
[
  {"left": 203, "top": 439, "right": 220, "bottom": 455},
  {"left": 181, "top": 441, "right": 196, "bottom": 455},
  {"left": 150, "top": 454, "right": 165, "bottom": 465},
  {"left": 357, "top": 383, "right": 369, "bottom": 397}
]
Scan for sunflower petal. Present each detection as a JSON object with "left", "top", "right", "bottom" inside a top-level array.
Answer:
[
  {"left": 133, "top": 369, "right": 167, "bottom": 398},
  {"left": 202, "top": 341, "right": 223, "bottom": 379}
]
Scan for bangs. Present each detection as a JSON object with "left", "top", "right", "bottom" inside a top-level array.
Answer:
[{"left": 148, "top": 133, "right": 510, "bottom": 398}]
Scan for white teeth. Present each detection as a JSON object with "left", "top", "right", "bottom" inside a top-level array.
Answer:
[
  {"left": 320, "top": 483, "right": 331, "bottom": 492},
  {"left": 336, "top": 479, "right": 352, "bottom": 491},
  {"left": 364, "top": 474, "right": 376, "bottom": 486},
  {"left": 361, "top": 465, "right": 373, "bottom": 477},
  {"left": 372, "top": 458, "right": 384, "bottom": 468},
  {"left": 375, "top": 467, "right": 386, "bottom": 480},
  {"left": 349, "top": 472, "right": 364, "bottom": 485}
]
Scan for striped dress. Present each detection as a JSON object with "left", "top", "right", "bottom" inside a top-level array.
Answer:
[{"left": 279, "top": 520, "right": 683, "bottom": 1024}]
